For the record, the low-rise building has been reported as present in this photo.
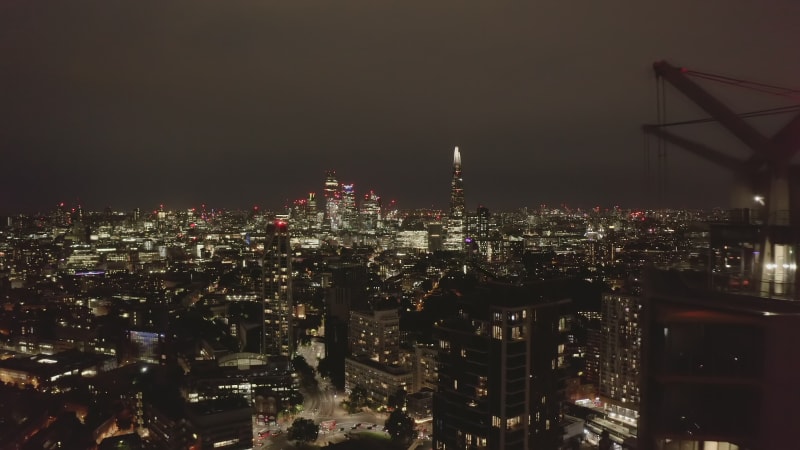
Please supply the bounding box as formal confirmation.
[0,349,117,390]
[344,356,412,406]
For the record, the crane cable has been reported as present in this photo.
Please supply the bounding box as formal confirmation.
[685,70,800,102]
[656,75,668,207]
[645,104,800,128]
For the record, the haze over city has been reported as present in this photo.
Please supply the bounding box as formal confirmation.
[3,1,800,214]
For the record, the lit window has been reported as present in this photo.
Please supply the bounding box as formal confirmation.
[492,325,503,340]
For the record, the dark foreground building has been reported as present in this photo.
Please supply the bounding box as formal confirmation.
[432,281,571,449]
[639,269,800,450]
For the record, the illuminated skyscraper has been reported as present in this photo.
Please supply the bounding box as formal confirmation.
[340,183,357,231]
[306,192,318,229]
[445,146,465,251]
[323,171,340,231]
[473,206,493,261]
[600,293,641,425]
[360,190,381,231]
[263,219,293,357]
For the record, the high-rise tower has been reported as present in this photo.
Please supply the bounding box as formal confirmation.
[263,219,293,357]
[445,146,466,251]
[433,282,570,449]
[340,183,357,231]
[323,171,341,232]
[451,146,465,218]
[360,190,381,231]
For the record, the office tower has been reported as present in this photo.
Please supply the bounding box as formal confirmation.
[263,220,293,357]
[290,193,318,229]
[639,269,800,450]
[433,282,570,450]
[306,192,318,228]
[360,190,381,231]
[323,170,341,231]
[427,222,444,252]
[599,293,641,424]
[474,206,493,261]
[340,183,357,231]
[445,147,465,251]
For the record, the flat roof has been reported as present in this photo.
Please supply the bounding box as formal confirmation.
[645,269,800,317]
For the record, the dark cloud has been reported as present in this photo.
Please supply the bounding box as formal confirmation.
[2,0,799,213]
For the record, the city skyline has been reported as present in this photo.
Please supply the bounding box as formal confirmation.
[3,1,800,214]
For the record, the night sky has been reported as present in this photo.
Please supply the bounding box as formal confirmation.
[2,1,799,214]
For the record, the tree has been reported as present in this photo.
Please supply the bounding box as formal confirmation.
[387,387,407,411]
[292,355,319,395]
[346,384,368,413]
[385,409,415,445]
[288,417,319,443]
[316,357,332,379]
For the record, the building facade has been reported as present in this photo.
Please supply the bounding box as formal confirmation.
[639,269,800,450]
[349,308,401,365]
[432,283,570,450]
[445,147,465,252]
[344,356,412,406]
[599,293,641,420]
[263,220,293,357]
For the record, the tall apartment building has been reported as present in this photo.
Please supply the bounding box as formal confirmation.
[433,282,570,450]
[324,263,370,390]
[413,344,438,393]
[263,220,292,357]
[600,293,641,423]
[345,306,411,405]
[580,311,602,389]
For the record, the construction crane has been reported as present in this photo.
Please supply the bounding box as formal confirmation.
[643,60,800,298]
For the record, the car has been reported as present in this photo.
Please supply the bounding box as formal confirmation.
[272,430,283,436]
